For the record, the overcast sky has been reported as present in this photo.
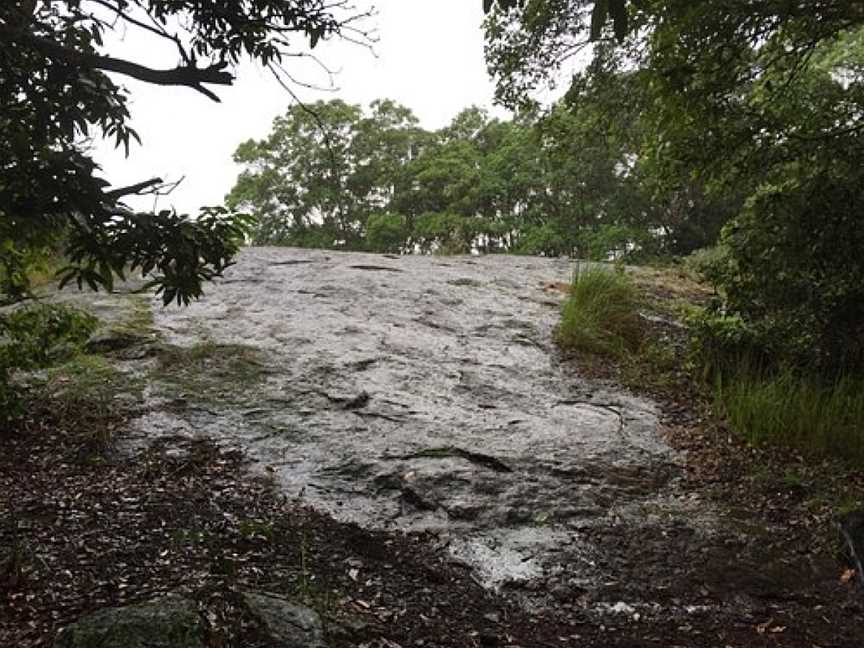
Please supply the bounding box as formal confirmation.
[94,0,510,214]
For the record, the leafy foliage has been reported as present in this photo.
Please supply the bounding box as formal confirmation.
[230,91,699,259]
[228,99,421,250]
[365,213,410,254]
[59,209,256,306]
[1,304,97,370]
[484,1,864,378]
[0,236,59,304]
[715,159,864,373]
[0,303,99,420]
[1,0,369,305]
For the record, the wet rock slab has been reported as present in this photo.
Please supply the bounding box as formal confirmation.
[127,248,684,590]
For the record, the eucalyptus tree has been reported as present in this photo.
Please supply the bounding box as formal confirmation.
[228,100,363,248]
[227,99,426,250]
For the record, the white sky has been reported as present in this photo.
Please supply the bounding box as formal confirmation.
[94,0,511,214]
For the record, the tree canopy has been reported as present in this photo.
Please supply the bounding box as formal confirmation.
[228,87,732,259]
[1,0,371,304]
[483,0,864,373]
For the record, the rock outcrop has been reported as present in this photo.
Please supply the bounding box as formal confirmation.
[242,592,327,648]
[54,595,204,648]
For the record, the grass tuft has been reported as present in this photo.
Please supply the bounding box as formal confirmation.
[556,264,644,357]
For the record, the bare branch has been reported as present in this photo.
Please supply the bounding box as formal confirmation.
[272,59,337,93]
[267,63,341,173]
[88,0,192,65]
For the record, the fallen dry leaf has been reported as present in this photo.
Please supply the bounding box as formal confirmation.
[756,618,774,634]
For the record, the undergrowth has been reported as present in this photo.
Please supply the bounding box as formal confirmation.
[556,260,864,465]
[0,244,60,304]
[714,367,864,463]
[37,355,141,452]
[0,304,99,422]
[0,303,97,369]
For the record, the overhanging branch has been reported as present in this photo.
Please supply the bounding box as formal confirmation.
[7,28,234,101]
[90,54,233,102]
[105,178,164,199]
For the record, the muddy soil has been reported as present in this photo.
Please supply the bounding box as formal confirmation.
[31,247,863,646]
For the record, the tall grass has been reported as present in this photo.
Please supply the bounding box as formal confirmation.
[715,367,864,462]
[556,264,643,356]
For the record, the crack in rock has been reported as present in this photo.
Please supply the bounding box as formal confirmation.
[387,446,514,473]
[349,264,403,272]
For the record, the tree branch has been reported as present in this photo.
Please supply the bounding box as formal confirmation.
[105,178,164,199]
[787,121,864,142]
[8,28,234,101]
[89,0,193,65]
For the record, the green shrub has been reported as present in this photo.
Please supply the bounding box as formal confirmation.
[0,239,59,304]
[414,212,475,254]
[578,224,650,262]
[516,223,571,257]
[687,309,771,379]
[0,304,99,421]
[711,159,864,374]
[365,213,409,254]
[681,244,729,282]
[691,307,864,462]
[556,265,644,356]
[1,304,98,369]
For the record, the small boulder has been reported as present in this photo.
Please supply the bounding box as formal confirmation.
[242,592,327,648]
[54,595,204,648]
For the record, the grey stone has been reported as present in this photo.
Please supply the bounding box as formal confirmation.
[242,592,327,648]
[54,595,204,648]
